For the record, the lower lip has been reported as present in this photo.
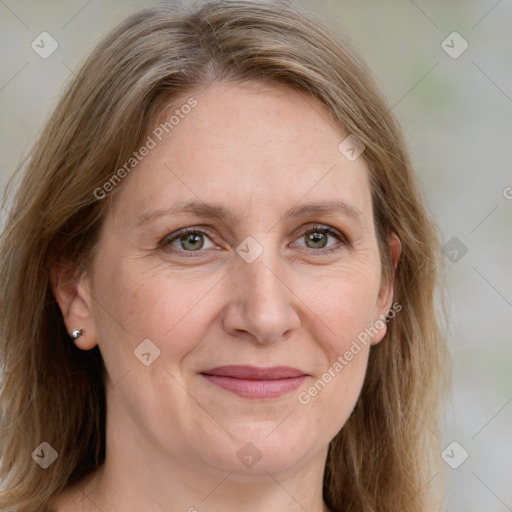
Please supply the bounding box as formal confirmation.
[201,374,307,399]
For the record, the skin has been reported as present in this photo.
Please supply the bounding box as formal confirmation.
[50,81,400,512]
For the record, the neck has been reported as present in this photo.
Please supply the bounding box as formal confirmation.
[85,449,331,512]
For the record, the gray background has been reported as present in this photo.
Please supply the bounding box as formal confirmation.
[1,0,511,510]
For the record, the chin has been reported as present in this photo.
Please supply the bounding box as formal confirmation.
[198,426,324,479]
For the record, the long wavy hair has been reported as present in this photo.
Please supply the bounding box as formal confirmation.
[0,1,449,510]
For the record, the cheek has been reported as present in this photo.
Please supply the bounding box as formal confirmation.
[311,349,370,441]
[298,322,371,440]
[90,258,218,371]
[295,265,379,422]
[304,263,381,348]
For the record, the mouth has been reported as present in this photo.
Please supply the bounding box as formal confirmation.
[199,365,309,400]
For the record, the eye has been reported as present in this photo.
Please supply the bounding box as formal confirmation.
[292,224,347,253]
[160,224,348,256]
[162,228,216,253]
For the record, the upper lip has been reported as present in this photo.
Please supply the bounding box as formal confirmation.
[200,365,308,380]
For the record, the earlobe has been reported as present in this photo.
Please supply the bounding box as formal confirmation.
[50,262,98,351]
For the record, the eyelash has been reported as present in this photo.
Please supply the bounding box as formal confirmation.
[160,224,349,256]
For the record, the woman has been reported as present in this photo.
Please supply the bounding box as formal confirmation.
[0,1,448,511]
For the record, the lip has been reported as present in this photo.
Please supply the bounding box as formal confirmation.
[199,365,308,399]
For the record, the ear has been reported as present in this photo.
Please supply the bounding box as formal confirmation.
[50,262,98,351]
[370,233,402,346]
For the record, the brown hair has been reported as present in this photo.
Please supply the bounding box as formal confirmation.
[0,1,449,510]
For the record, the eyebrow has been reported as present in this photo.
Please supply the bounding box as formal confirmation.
[135,199,365,227]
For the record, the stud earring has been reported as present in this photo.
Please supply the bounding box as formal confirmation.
[70,328,84,340]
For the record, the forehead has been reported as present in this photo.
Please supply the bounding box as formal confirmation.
[109,81,373,225]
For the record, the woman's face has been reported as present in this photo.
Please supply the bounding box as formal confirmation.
[65,81,397,478]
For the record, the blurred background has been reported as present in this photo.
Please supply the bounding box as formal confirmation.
[1,0,511,510]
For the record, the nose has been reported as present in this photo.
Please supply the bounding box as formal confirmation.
[221,249,301,344]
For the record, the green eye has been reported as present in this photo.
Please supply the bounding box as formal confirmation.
[304,230,329,249]
[164,228,215,252]
[294,225,347,253]
[161,224,348,257]
[177,232,206,251]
